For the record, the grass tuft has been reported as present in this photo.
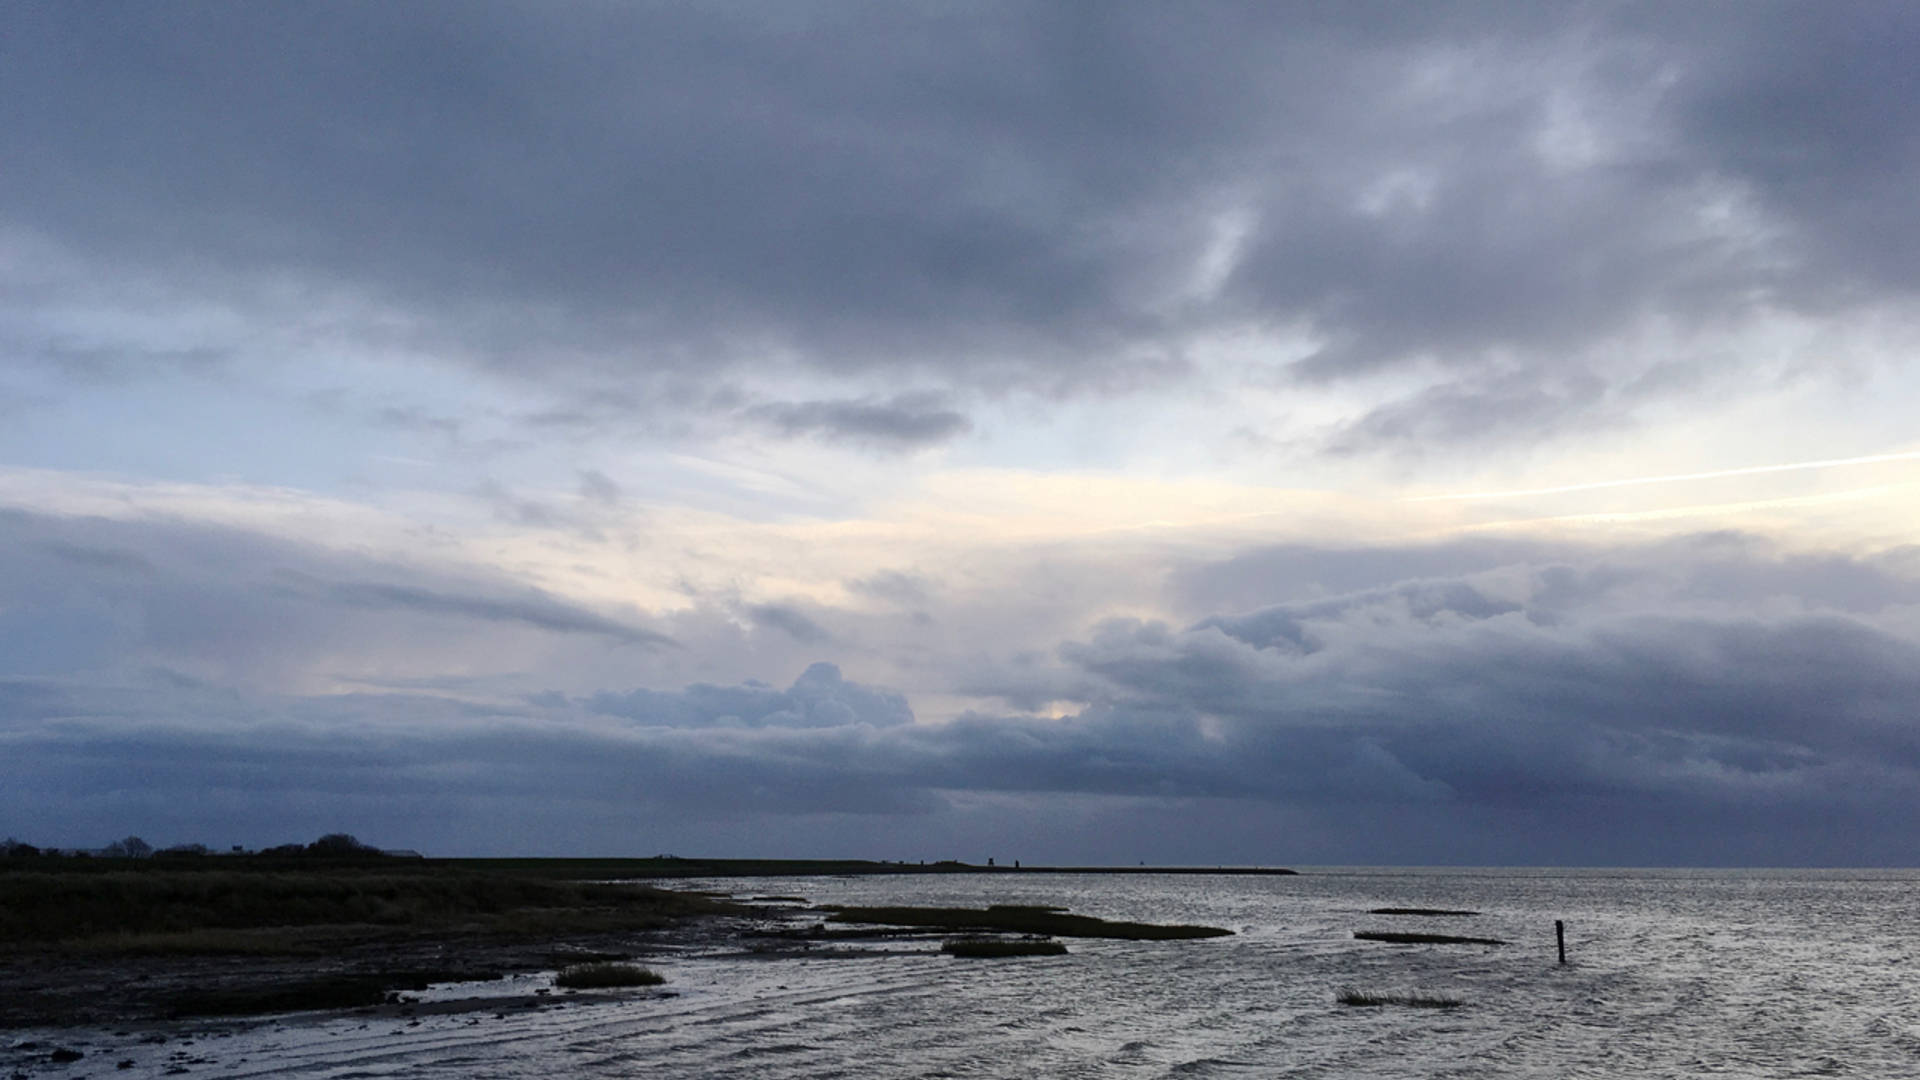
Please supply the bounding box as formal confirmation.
[1336,987,1463,1009]
[1353,930,1505,945]
[941,936,1067,958]
[554,962,665,989]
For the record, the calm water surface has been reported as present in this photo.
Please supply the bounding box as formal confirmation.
[24,869,1920,1078]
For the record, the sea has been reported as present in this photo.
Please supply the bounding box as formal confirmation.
[13,867,1920,1078]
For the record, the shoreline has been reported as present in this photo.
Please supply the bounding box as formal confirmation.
[0,871,1244,1029]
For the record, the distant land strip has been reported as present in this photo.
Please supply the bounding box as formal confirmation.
[431,858,1299,878]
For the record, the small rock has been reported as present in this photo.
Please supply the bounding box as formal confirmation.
[49,1048,84,1063]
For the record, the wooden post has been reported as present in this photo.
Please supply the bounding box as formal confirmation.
[1555,919,1566,964]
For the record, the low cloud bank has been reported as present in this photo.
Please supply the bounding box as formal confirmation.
[587,662,913,730]
[3,519,1918,864]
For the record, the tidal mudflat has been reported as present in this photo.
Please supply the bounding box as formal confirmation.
[10,866,1920,1078]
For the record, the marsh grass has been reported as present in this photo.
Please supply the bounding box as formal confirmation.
[554,962,664,989]
[828,905,1230,939]
[0,867,725,948]
[1336,988,1463,1008]
[68,928,324,956]
[941,936,1068,958]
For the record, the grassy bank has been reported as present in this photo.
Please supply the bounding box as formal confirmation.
[555,962,665,989]
[0,863,726,950]
[1353,930,1505,946]
[941,937,1068,958]
[1336,988,1463,1008]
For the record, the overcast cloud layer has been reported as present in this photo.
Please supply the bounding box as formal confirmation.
[4,3,1920,863]
[10,2,1920,441]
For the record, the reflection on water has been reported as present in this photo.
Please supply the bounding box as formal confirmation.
[17,868,1920,1078]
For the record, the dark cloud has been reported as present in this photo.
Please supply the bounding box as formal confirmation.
[1191,578,1527,654]
[1323,371,1615,455]
[588,661,913,730]
[17,342,231,385]
[307,578,674,648]
[745,604,834,646]
[1045,540,1920,843]
[35,540,156,575]
[576,469,621,505]
[1672,2,1920,296]
[847,570,937,608]
[0,508,678,685]
[473,480,563,529]
[7,3,1919,447]
[368,406,462,440]
[750,395,972,449]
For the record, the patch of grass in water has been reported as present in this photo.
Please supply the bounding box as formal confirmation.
[1367,907,1479,916]
[1353,930,1504,945]
[941,936,1067,958]
[827,905,1230,939]
[554,962,664,989]
[1336,987,1463,1008]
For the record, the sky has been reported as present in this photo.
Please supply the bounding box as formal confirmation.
[4,1,1920,865]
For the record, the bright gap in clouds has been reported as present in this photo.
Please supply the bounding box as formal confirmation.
[1411,448,1920,502]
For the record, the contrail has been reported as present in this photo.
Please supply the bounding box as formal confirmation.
[1406,449,1920,502]
[1444,482,1916,533]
